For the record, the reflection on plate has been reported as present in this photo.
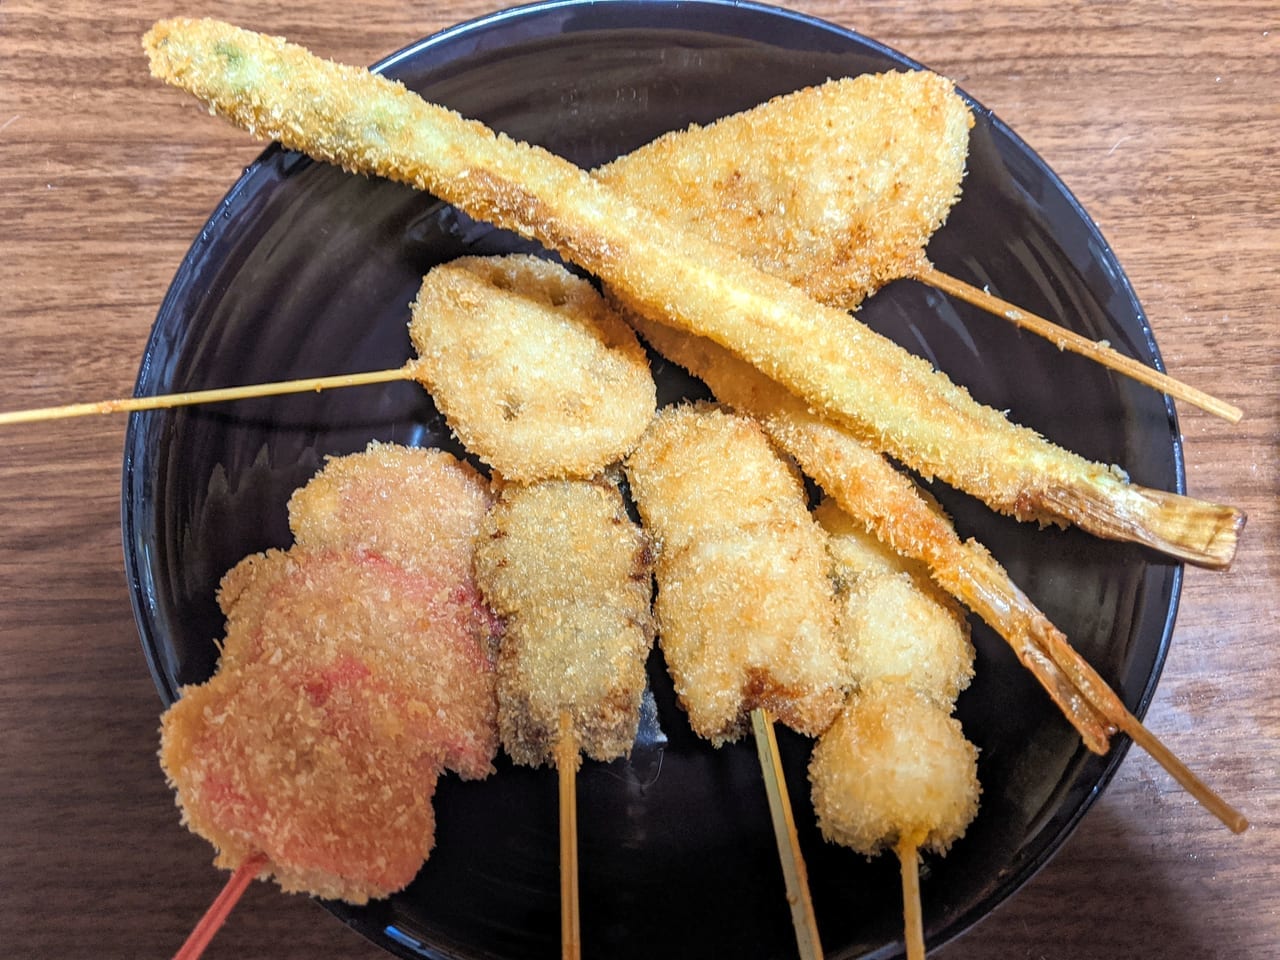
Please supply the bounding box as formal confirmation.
[122,2,1182,957]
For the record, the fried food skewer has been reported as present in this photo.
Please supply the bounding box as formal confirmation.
[626,406,839,957]
[141,18,1243,570]
[635,317,1247,832]
[595,80,1240,423]
[627,404,850,960]
[473,479,655,959]
[814,500,980,960]
[161,444,502,955]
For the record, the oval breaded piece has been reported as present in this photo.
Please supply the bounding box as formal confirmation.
[814,498,974,707]
[473,479,654,768]
[595,71,972,309]
[626,404,849,744]
[287,440,493,582]
[408,255,657,482]
[809,681,980,858]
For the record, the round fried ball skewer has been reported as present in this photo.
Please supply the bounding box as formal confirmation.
[811,498,980,959]
[473,478,654,960]
[160,444,500,956]
[810,684,980,960]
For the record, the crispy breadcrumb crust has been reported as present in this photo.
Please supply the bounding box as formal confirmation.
[160,444,500,902]
[473,479,654,767]
[626,405,849,743]
[596,71,970,308]
[409,256,655,481]
[809,682,980,857]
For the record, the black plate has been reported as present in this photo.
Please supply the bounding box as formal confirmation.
[123,2,1183,958]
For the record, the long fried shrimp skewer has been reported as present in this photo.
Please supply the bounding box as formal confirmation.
[633,316,1246,832]
[141,18,1243,569]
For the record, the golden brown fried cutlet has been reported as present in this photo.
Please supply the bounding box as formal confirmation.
[473,479,654,767]
[409,256,655,482]
[626,404,849,744]
[595,71,970,308]
[160,444,501,902]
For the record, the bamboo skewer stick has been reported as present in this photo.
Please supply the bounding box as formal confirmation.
[1116,709,1249,833]
[914,265,1242,423]
[751,707,824,960]
[171,852,268,960]
[0,281,1237,428]
[555,712,582,960]
[0,365,416,426]
[896,838,926,960]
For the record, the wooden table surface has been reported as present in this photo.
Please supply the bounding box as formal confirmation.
[1,1,1275,958]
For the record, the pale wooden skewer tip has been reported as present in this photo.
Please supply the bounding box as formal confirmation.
[751,707,824,960]
[555,712,582,960]
[0,365,417,426]
[916,265,1242,424]
[896,838,926,960]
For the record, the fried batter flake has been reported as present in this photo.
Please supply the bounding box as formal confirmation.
[474,479,654,767]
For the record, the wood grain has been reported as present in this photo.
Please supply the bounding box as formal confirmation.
[0,1,1275,958]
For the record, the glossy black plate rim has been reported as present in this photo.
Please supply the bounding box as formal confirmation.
[121,1,1184,956]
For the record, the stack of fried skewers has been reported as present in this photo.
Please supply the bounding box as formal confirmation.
[0,16,1253,960]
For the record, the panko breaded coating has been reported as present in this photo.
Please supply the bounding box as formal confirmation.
[160,443,501,901]
[143,18,1241,568]
[161,660,441,904]
[595,71,971,308]
[408,255,656,481]
[473,479,654,768]
[814,497,935,587]
[808,681,980,857]
[815,499,974,708]
[631,317,1115,754]
[626,404,849,744]
[214,547,500,780]
[287,440,493,581]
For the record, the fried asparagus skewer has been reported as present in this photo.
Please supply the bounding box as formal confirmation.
[141,18,1243,570]
[595,78,1241,423]
[2,75,1237,429]
[633,316,1247,832]
[473,479,655,960]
